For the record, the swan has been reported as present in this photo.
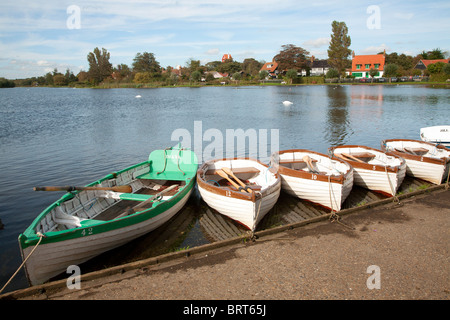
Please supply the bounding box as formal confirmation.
[135,95,142,98]
[282,100,293,106]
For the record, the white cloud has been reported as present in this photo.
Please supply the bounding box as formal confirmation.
[205,48,220,55]
[361,44,391,55]
[394,13,414,20]
[303,37,330,48]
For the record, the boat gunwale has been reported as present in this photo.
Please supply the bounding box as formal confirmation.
[196,157,280,203]
[381,139,450,166]
[329,145,406,173]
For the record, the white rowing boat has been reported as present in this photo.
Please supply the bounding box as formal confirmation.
[381,139,450,185]
[329,145,406,197]
[420,125,450,147]
[197,158,281,231]
[270,149,353,211]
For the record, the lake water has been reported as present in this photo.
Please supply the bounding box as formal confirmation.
[0,85,449,292]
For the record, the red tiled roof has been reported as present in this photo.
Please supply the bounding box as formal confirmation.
[260,61,279,73]
[352,54,385,72]
[420,59,449,67]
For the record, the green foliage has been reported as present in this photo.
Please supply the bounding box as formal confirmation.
[421,48,445,60]
[299,76,325,84]
[443,63,450,75]
[326,68,340,78]
[384,64,399,78]
[427,62,445,74]
[274,44,309,72]
[133,72,153,83]
[327,21,352,75]
[0,77,15,88]
[190,70,202,82]
[259,70,269,80]
[133,52,161,74]
[87,47,113,84]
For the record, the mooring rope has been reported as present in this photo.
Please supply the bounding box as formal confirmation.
[177,147,186,175]
[0,232,45,295]
[445,161,450,190]
[157,147,170,175]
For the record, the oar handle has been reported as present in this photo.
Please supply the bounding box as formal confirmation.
[221,167,253,193]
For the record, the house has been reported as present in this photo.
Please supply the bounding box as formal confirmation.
[351,51,385,79]
[414,59,449,74]
[222,54,232,62]
[304,56,330,76]
[260,60,279,78]
[208,71,228,79]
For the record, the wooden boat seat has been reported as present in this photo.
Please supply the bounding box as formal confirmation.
[205,167,260,176]
[219,185,262,191]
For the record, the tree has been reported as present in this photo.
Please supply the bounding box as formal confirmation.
[427,62,445,74]
[384,63,398,82]
[87,47,113,84]
[285,69,298,84]
[132,52,161,74]
[259,70,269,80]
[217,61,242,75]
[443,63,450,75]
[274,44,309,72]
[326,68,340,78]
[190,70,202,82]
[242,58,264,77]
[369,68,378,82]
[327,21,352,76]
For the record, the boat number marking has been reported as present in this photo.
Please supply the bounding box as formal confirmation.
[373,165,376,170]
[226,190,232,197]
[312,174,317,180]
[81,228,93,236]
[420,156,423,162]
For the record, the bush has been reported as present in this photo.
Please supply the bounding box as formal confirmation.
[0,78,15,88]
[326,68,340,78]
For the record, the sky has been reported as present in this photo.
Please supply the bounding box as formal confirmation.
[1,0,449,79]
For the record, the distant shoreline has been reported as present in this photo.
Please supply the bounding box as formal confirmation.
[11,81,450,89]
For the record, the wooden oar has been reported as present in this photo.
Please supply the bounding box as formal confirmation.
[216,170,248,193]
[302,155,319,174]
[221,167,253,193]
[33,185,133,193]
[340,153,366,164]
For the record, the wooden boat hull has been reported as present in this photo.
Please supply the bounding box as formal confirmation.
[197,158,281,231]
[330,145,407,197]
[382,139,450,185]
[271,150,353,211]
[19,147,197,286]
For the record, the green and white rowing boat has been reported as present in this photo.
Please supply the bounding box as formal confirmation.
[19,146,197,286]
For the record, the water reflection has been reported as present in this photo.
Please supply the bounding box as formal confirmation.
[324,85,352,147]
